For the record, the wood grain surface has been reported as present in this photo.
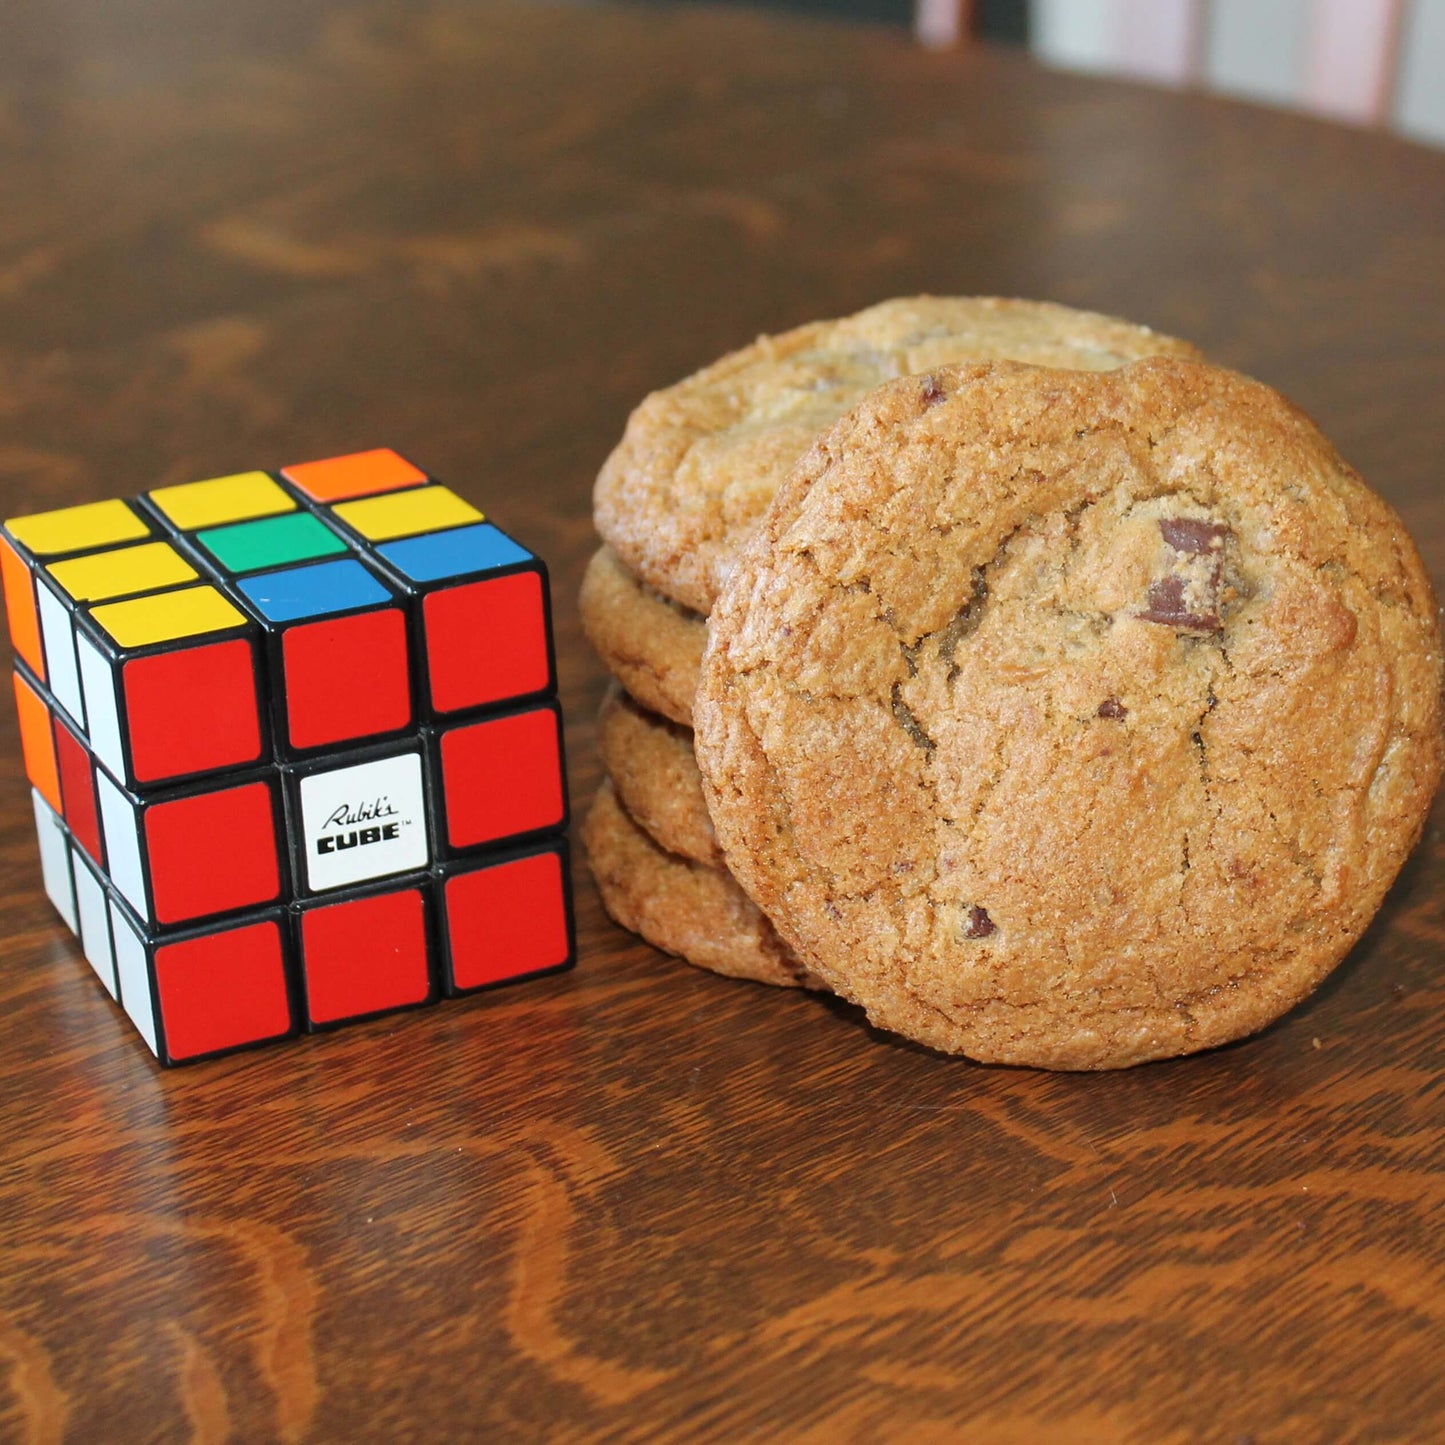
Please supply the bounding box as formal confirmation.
[2,3,1444,1440]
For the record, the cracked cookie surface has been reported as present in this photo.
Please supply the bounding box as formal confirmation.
[594,296,1202,616]
[582,779,819,990]
[695,359,1444,1069]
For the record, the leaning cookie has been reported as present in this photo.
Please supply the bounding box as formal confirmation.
[595,296,1202,616]
[597,683,721,866]
[579,546,705,727]
[696,358,1444,1070]
[582,779,820,990]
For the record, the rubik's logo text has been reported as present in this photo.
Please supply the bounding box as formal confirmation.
[5,448,575,1067]
[316,797,404,855]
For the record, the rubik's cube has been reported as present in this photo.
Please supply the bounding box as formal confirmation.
[4,449,574,1065]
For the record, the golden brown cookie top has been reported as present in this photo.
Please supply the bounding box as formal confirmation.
[594,296,1202,615]
[695,358,1444,1069]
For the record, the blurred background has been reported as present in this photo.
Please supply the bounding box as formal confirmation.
[674,0,1444,144]
[6,0,1442,147]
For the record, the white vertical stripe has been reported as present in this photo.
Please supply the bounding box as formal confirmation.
[96,770,149,921]
[37,585,86,731]
[1205,0,1310,105]
[73,854,118,1000]
[77,631,126,783]
[1033,0,1118,70]
[1396,0,1445,143]
[32,790,78,934]
[1031,0,1198,85]
[111,900,159,1057]
[1116,0,1199,83]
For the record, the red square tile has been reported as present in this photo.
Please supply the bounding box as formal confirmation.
[144,780,281,925]
[438,706,564,850]
[154,919,292,1061]
[53,716,103,864]
[445,843,569,994]
[123,638,262,784]
[445,850,570,990]
[300,886,431,1024]
[423,570,549,714]
[281,607,411,750]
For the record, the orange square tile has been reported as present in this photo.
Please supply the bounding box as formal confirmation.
[1,537,44,680]
[14,671,61,813]
[282,449,428,504]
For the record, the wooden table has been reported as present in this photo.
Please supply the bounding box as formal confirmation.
[3,4,1443,1439]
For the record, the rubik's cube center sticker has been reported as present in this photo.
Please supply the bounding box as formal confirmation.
[300,751,429,891]
[3,449,574,1066]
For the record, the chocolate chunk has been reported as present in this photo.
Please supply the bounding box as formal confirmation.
[1139,576,1221,634]
[920,375,947,408]
[1097,697,1127,720]
[1140,518,1233,633]
[1160,517,1229,555]
[961,905,995,939]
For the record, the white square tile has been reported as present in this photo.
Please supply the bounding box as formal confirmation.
[31,790,77,934]
[96,769,148,920]
[37,583,86,731]
[72,855,118,999]
[110,901,158,1057]
[77,630,125,782]
[298,751,429,892]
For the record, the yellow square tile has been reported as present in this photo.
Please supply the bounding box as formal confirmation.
[5,499,151,558]
[47,541,199,603]
[149,472,295,530]
[332,486,484,543]
[91,585,248,649]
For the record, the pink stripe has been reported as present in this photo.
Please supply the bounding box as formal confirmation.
[1114,0,1200,85]
[915,0,971,49]
[1303,0,1402,123]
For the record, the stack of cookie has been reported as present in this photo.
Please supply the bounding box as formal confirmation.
[582,297,1444,1067]
[579,297,1204,993]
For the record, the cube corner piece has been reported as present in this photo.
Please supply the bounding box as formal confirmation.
[8,452,568,1066]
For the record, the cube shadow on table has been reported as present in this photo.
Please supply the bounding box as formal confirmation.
[3,449,574,1066]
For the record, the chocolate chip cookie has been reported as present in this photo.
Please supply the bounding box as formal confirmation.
[582,779,817,990]
[595,296,1201,616]
[579,546,705,726]
[597,682,720,866]
[696,358,1443,1069]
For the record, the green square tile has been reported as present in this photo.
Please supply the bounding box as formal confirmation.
[197,512,349,574]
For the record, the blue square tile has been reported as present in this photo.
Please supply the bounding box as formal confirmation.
[239,559,392,623]
[378,523,532,585]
